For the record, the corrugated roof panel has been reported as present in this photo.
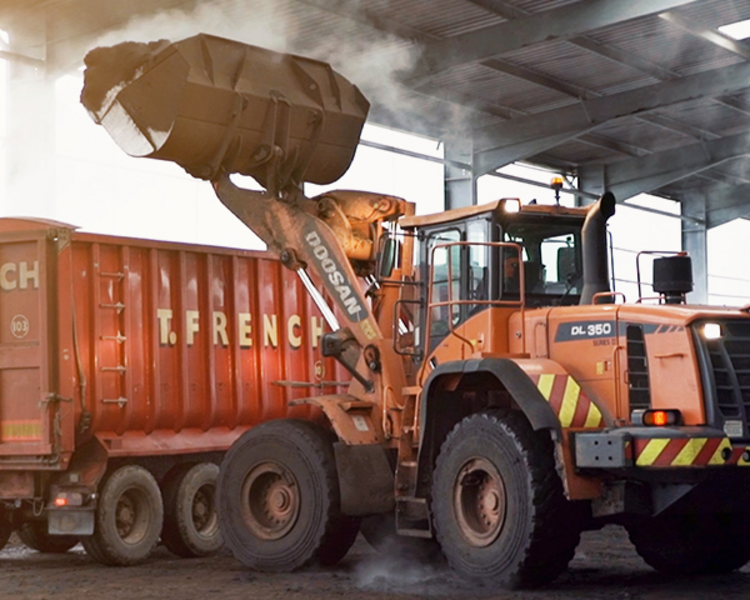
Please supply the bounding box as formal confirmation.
[669,0,750,29]
[592,117,694,154]
[658,101,750,136]
[363,0,505,39]
[500,40,660,98]
[707,157,750,181]
[586,15,740,77]
[509,0,583,14]
[541,139,624,166]
[430,63,573,114]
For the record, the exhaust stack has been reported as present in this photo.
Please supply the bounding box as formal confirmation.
[81,34,370,191]
[580,191,616,305]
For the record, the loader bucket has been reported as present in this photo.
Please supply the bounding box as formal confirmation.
[81,34,370,188]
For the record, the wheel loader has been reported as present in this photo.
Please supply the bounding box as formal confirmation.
[82,34,750,587]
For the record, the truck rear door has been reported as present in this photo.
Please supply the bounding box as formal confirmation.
[0,226,57,459]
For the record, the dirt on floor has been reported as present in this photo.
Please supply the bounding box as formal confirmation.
[1,525,749,600]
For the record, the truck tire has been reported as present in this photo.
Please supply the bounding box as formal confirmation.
[627,512,750,574]
[81,465,163,566]
[17,521,78,553]
[217,419,360,571]
[432,410,580,589]
[162,462,222,557]
[360,512,442,562]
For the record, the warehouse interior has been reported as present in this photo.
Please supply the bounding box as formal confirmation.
[1,0,750,302]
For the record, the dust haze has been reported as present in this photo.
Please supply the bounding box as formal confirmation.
[88,0,469,137]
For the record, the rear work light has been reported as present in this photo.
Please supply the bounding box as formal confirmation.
[631,409,682,427]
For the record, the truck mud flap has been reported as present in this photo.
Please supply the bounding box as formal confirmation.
[49,509,94,536]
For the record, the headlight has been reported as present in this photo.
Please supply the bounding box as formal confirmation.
[702,323,723,340]
[500,198,520,213]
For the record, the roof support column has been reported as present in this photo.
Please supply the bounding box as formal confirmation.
[4,27,55,216]
[444,136,475,210]
[682,193,708,304]
[577,164,606,206]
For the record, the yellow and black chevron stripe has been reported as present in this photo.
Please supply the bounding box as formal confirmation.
[531,374,604,429]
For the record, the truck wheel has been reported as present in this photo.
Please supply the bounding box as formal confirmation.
[18,521,78,553]
[360,512,442,561]
[432,410,580,589]
[162,462,222,557]
[627,512,750,574]
[81,465,163,566]
[217,419,360,571]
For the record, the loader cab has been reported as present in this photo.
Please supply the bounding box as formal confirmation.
[400,199,588,352]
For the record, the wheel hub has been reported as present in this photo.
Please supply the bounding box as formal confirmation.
[453,457,506,547]
[241,462,300,540]
[114,490,150,545]
[191,486,216,534]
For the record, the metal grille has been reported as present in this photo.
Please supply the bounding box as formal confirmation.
[701,321,750,428]
[626,324,651,411]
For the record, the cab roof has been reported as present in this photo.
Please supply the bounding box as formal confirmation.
[399,199,591,230]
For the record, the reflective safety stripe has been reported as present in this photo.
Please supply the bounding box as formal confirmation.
[672,438,707,466]
[635,437,750,467]
[635,438,670,466]
[537,374,555,400]
[559,378,580,428]
[531,373,604,429]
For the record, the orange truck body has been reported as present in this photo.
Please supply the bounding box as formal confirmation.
[0,217,345,507]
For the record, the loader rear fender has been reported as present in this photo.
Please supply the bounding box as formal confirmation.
[415,358,562,497]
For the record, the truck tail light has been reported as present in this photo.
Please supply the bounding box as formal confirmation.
[632,409,682,427]
[53,492,84,507]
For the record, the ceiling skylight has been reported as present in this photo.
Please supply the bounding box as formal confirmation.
[718,18,750,40]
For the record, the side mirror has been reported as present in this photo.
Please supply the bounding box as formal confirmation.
[378,237,399,279]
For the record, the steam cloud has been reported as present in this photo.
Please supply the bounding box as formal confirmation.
[88,0,470,137]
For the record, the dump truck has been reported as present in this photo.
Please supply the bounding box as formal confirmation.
[81,34,750,587]
[0,217,352,565]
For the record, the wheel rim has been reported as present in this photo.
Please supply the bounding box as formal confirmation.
[240,461,300,540]
[192,483,219,539]
[115,489,151,545]
[452,457,507,547]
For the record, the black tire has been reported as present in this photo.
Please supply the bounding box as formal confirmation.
[627,512,750,575]
[360,512,442,562]
[217,419,360,571]
[162,462,222,558]
[17,521,78,553]
[432,410,581,589]
[81,465,163,566]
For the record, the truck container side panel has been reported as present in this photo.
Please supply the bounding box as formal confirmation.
[283,266,309,415]
[209,253,233,430]
[0,236,51,456]
[185,251,209,430]
[0,222,350,462]
[257,256,285,422]
[56,238,77,458]
[233,255,261,426]
[99,243,128,434]
[125,246,150,433]
[70,241,92,443]
[121,245,136,432]
[158,248,182,431]
[146,247,161,434]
